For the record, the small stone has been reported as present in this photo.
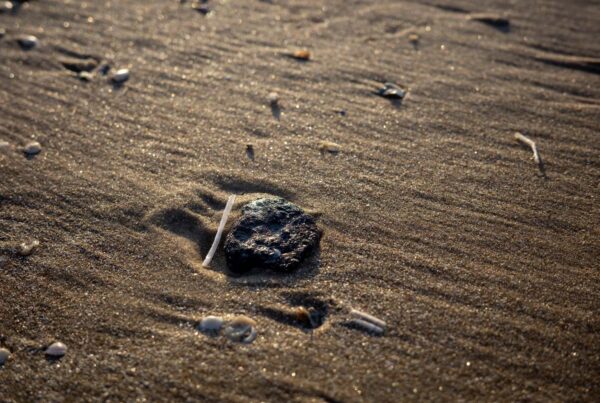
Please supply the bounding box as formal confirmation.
[98,63,111,76]
[224,197,321,273]
[267,92,279,105]
[246,144,254,160]
[23,141,42,156]
[198,315,223,332]
[408,33,420,44]
[0,348,10,365]
[376,82,406,99]
[0,1,13,13]
[111,68,130,84]
[17,35,38,50]
[78,71,94,81]
[45,342,67,357]
[17,240,39,256]
[61,58,98,73]
[318,140,341,155]
[291,49,311,61]
[0,28,6,39]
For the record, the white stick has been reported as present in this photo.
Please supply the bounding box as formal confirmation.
[350,309,387,329]
[349,319,385,335]
[514,132,541,165]
[202,195,236,268]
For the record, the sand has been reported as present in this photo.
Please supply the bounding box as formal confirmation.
[1,0,599,401]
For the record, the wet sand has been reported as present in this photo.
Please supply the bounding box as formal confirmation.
[1,0,599,401]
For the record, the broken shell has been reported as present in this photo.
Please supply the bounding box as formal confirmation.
[0,348,10,365]
[111,68,130,84]
[17,35,38,50]
[223,316,257,343]
[291,49,311,61]
[17,240,39,256]
[376,82,406,99]
[198,315,223,332]
[23,141,42,156]
[318,141,341,155]
[350,309,386,330]
[45,342,67,357]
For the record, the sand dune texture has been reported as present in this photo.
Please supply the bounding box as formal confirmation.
[1,0,599,401]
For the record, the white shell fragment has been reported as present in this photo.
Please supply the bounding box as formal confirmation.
[17,240,39,256]
[349,319,385,335]
[45,342,67,357]
[0,348,10,365]
[111,68,130,84]
[514,132,542,166]
[17,35,38,49]
[223,315,257,344]
[198,315,224,332]
[202,194,236,268]
[23,141,42,156]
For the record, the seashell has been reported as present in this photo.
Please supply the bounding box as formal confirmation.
[17,35,38,50]
[376,82,406,99]
[45,342,67,357]
[223,315,257,343]
[198,315,223,333]
[350,309,386,329]
[318,141,341,155]
[0,348,10,365]
[291,49,311,61]
[23,141,42,156]
[348,318,385,335]
[17,240,39,256]
[111,68,130,84]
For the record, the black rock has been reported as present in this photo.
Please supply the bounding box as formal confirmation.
[224,198,321,274]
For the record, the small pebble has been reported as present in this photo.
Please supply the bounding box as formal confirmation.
[246,144,254,160]
[0,348,10,365]
[78,71,94,81]
[198,315,223,332]
[0,28,6,39]
[192,4,210,15]
[0,1,13,13]
[17,240,39,256]
[111,68,130,84]
[267,92,279,105]
[23,141,42,156]
[319,141,341,155]
[291,49,311,61]
[45,342,67,357]
[376,82,406,99]
[408,33,420,44]
[17,35,39,50]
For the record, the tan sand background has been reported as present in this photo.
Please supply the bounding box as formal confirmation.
[1,0,599,401]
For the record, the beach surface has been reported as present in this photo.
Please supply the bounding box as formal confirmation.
[1,0,599,401]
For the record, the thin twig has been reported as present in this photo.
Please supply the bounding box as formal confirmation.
[202,194,236,268]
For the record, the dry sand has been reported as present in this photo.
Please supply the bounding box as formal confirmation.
[1,0,599,401]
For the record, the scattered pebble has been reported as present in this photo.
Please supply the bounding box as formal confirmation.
[267,92,279,106]
[111,68,130,84]
[223,316,257,343]
[0,348,10,365]
[192,4,210,15]
[224,197,322,274]
[291,49,311,61]
[246,144,254,160]
[22,141,42,156]
[376,82,406,99]
[17,240,39,256]
[318,140,341,155]
[198,315,223,333]
[0,28,6,39]
[17,35,39,50]
[467,13,510,29]
[78,71,94,81]
[45,342,67,358]
[0,1,13,13]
